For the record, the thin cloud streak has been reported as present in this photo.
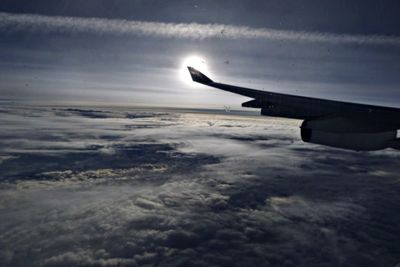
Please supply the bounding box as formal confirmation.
[1,12,400,46]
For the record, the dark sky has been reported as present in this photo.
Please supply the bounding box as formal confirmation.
[1,0,400,107]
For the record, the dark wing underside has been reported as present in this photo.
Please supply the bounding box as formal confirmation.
[187,66,400,131]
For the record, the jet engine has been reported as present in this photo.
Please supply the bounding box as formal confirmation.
[300,117,398,151]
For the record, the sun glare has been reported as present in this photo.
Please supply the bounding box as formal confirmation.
[179,55,211,85]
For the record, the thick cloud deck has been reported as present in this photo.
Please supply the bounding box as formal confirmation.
[0,105,399,267]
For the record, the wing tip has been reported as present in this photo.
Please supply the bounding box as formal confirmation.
[187,66,213,84]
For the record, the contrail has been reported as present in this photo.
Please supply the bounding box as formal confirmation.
[1,12,400,46]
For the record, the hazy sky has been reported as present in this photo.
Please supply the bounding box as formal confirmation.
[1,0,400,108]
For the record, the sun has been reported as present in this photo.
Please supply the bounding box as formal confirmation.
[179,55,211,85]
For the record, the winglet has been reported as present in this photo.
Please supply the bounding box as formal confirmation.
[187,66,213,84]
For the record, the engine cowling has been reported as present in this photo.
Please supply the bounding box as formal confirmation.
[300,118,398,151]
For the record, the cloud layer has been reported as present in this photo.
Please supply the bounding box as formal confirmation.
[1,12,400,46]
[0,105,400,267]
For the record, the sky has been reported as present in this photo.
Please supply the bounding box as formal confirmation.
[2,2,400,266]
[1,0,400,108]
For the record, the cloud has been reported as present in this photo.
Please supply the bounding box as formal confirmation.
[42,250,139,267]
[1,105,400,267]
[1,12,400,46]
[267,196,364,224]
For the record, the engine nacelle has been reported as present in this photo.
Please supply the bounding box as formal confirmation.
[300,119,398,151]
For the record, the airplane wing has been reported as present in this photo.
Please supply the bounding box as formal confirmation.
[187,66,400,150]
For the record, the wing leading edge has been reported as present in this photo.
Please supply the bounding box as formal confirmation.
[187,66,400,150]
[187,66,400,125]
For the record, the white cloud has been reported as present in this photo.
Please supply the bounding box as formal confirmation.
[1,12,400,46]
[1,106,400,267]
[267,196,364,223]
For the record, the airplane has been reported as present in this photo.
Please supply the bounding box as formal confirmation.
[187,66,400,151]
